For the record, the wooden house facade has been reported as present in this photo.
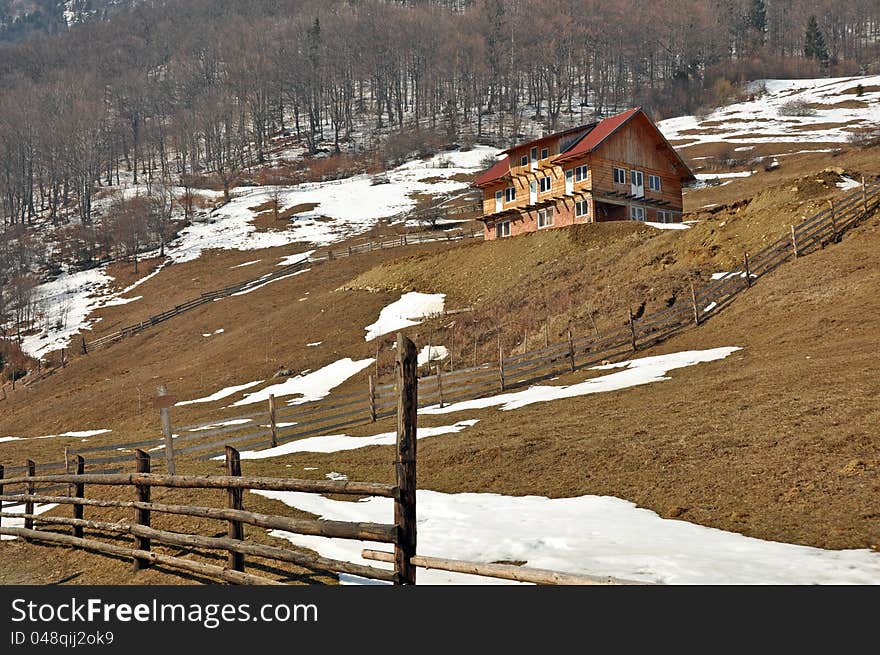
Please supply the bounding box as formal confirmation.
[473,108,695,240]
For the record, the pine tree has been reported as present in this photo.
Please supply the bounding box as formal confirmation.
[803,15,830,68]
[747,0,766,41]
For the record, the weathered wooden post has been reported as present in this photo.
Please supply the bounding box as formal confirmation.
[523,329,529,353]
[225,446,245,572]
[690,281,700,326]
[61,348,66,368]
[829,200,838,242]
[368,375,377,422]
[155,385,176,475]
[544,323,549,348]
[268,394,278,448]
[81,336,88,355]
[863,176,868,215]
[790,225,799,257]
[436,365,444,408]
[394,333,417,585]
[567,328,576,372]
[498,341,506,392]
[133,450,151,571]
[403,233,408,246]
[347,245,352,257]
[24,459,35,534]
[0,464,4,530]
[628,309,638,351]
[743,253,752,288]
[449,323,455,371]
[73,456,84,538]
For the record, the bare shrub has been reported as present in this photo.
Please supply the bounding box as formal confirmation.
[778,99,817,117]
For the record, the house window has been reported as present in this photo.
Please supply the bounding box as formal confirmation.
[537,207,554,228]
[630,206,646,221]
[539,176,552,193]
[505,186,516,202]
[657,210,678,223]
[541,147,549,160]
[648,174,662,192]
[530,147,538,170]
[613,167,627,184]
[575,200,589,218]
[575,165,589,182]
[496,220,511,238]
[520,155,528,167]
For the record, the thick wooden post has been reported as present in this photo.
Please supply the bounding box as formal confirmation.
[436,366,444,408]
[156,385,176,475]
[394,333,418,585]
[743,253,752,288]
[368,375,377,422]
[132,450,151,571]
[268,394,278,448]
[567,328,576,372]
[73,456,84,538]
[498,342,506,392]
[61,348,66,368]
[690,281,700,326]
[403,233,408,246]
[81,336,87,355]
[628,309,638,351]
[24,459,35,533]
[347,245,352,257]
[829,200,838,242]
[225,446,245,572]
[790,224,799,257]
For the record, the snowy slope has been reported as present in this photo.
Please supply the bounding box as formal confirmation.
[660,75,880,149]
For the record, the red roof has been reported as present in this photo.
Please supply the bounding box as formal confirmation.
[472,155,511,187]
[554,107,641,163]
[471,107,693,187]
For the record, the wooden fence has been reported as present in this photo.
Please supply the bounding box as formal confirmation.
[11,178,879,476]
[0,334,422,586]
[77,227,481,355]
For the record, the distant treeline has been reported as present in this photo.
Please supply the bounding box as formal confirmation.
[0,0,878,280]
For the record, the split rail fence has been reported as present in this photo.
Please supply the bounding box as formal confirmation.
[0,335,421,585]
[7,178,879,477]
[79,227,481,355]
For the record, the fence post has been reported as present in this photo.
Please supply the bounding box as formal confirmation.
[368,375,377,422]
[81,336,88,355]
[156,385,176,475]
[567,328,576,372]
[790,225,799,257]
[132,450,151,571]
[348,245,352,257]
[628,310,638,351]
[436,366,444,408]
[403,233,408,246]
[690,281,700,326]
[829,200,838,242]
[61,348,66,368]
[268,394,278,448]
[498,342,506,392]
[24,459,35,535]
[394,333,417,586]
[225,446,245,572]
[0,464,4,530]
[863,176,868,215]
[73,456,84,538]
[743,253,752,288]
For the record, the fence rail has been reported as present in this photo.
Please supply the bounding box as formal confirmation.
[0,338,423,586]
[66,228,480,355]
[8,180,878,491]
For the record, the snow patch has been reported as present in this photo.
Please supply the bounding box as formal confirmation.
[232,357,374,407]
[365,292,446,341]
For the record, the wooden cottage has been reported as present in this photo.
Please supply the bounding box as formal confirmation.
[473,108,695,240]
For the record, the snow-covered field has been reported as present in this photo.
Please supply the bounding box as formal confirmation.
[660,75,880,149]
[257,488,880,585]
[16,147,493,359]
[167,147,496,264]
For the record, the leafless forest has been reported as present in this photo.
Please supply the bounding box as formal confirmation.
[0,0,878,343]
